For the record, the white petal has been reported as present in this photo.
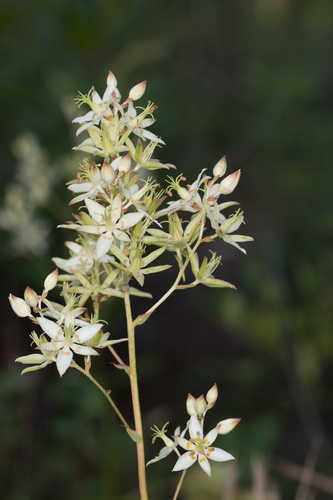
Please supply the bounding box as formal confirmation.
[71,344,98,356]
[141,117,155,128]
[95,233,113,259]
[9,294,31,318]
[85,198,105,223]
[204,428,218,446]
[92,90,102,105]
[110,194,122,223]
[219,169,241,195]
[72,110,95,124]
[118,212,144,230]
[74,323,103,343]
[198,455,211,476]
[146,446,173,467]
[56,347,73,377]
[206,447,235,462]
[76,121,97,136]
[172,451,197,472]
[113,229,130,242]
[37,317,64,340]
[65,241,83,254]
[141,129,165,145]
[41,341,64,351]
[15,353,46,364]
[68,182,92,193]
[189,415,203,440]
[178,438,195,451]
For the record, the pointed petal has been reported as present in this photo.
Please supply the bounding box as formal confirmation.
[189,415,203,440]
[198,455,212,476]
[206,447,235,462]
[9,294,31,317]
[85,199,105,223]
[95,233,113,259]
[15,354,46,365]
[71,344,98,356]
[118,212,144,230]
[204,428,218,446]
[141,129,165,145]
[68,182,92,193]
[110,194,122,222]
[56,347,73,377]
[37,317,64,340]
[72,110,95,124]
[146,446,173,467]
[74,323,103,343]
[172,451,197,472]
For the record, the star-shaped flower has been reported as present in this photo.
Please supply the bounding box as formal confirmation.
[37,316,102,376]
[172,415,235,476]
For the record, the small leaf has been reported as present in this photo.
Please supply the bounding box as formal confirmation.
[203,278,236,289]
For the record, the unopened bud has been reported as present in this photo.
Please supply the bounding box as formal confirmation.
[216,418,241,435]
[9,294,31,318]
[213,156,227,177]
[24,287,39,308]
[206,383,218,408]
[129,80,147,101]
[43,269,58,293]
[186,393,197,416]
[101,163,115,183]
[107,70,117,90]
[195,394,207,417]
[118,153,131,173]
[219,169,241,195]
[90,166,101,182]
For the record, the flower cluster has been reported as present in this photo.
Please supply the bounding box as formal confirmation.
[9,70,252,374]
[9,270,125,376]
[148,384,240,476]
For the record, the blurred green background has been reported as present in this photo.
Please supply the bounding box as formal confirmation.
[1,1,333,499]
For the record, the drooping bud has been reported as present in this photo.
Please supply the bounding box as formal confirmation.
[216,418,241,435]
[43,269,58,293]
[195,394,207,417]
[206,383,218,408]
[213,156,227,177]
[101,162,115,183]
[24,287,39,308]
[129,80,147,101]
[186,393,197,416]
[9,294,31,318]
[219,169,241,195]
[118,153,131,173]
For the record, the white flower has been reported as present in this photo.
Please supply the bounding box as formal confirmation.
[37,316,101,376]
[172,415,235,476]
[122,101,165,145]
[72,71,121,136]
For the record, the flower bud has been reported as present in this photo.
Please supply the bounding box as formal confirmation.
[24,286,39,308]
[186,393,197,416]
[118,153,131,173]
[195,394,207,417]
[9,294,31,317]
[213,156,227,177]
[107,70,117,90]
[206,383,218,408]
[216,418,241,435]
[101,162,115,183]
[43,269,58,293]
[90,165,101,182]
[129,80,147,101]
[219,169,241,195]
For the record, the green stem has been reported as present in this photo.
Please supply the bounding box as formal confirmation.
[135,215,206,326]
[124,292,149,500]
[71,361,130,430]
[172,470,187,500]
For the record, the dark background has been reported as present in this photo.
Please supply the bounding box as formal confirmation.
[1,1,333,498]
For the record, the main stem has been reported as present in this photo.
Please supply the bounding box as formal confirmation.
[124,292,149,500]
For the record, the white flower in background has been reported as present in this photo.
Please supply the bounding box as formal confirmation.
[37,316,101,376]
[172,415,235,476]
